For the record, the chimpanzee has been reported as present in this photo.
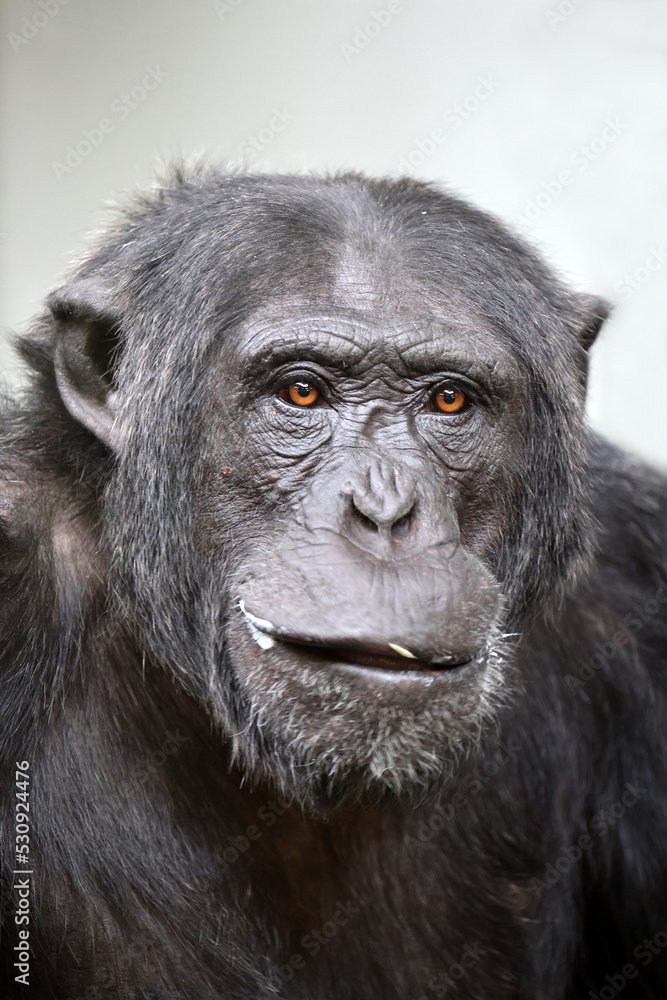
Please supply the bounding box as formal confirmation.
[0,168,665,999]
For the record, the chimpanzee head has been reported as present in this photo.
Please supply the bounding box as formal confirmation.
[43,169,607,806]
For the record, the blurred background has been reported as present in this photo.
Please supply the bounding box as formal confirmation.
[1,0,665,468]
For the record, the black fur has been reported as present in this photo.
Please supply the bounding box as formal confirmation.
[0,169,665,999]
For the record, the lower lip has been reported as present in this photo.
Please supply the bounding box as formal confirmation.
[336,662,476,685]
[281,641,474,679]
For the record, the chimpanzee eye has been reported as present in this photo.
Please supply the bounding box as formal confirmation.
[432,385,470,414]
[278,382,320,407]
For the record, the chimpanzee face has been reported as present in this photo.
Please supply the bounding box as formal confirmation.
[196,292,526,803]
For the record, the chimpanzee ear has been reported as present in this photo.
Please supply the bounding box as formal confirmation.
[574,293,611,351]
[49,278,123,450]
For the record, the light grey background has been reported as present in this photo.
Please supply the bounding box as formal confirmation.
[1,0,666,469]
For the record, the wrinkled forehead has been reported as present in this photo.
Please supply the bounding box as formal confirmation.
[228,300,522,387]
[209,198,554,374]
[217,219,534,386]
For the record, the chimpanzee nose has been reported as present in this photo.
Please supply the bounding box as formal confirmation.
[348,457,417,539]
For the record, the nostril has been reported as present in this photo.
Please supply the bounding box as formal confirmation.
[349,495,416,537]
[392,508,414,538]
[351,499,379,534]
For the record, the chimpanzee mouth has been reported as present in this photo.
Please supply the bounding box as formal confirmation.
[279,639,462,674]
[238,601,473,676]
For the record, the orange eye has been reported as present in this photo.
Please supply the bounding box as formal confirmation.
[278,382,320,407]
[434,387,468,414]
